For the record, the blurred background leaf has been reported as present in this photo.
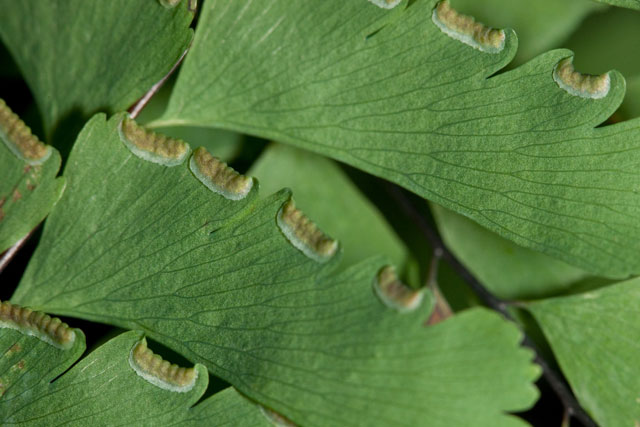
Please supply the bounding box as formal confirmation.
[249,143,408,271]
[451,0,604,66]
[529,279,640,426]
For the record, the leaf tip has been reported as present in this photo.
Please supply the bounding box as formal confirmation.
[276,198,339,263]
[553,57,611,100]
[189,146,254,200]
[129,338,198,393]
[119,116,191,166]
[373,265,424,312]
[0,98,51,165]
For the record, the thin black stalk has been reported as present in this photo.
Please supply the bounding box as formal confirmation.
[382,181,596,427]
[128,41,192,120]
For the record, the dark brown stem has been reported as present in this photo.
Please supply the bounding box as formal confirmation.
[128,41,192,119]
[382,181,596,427]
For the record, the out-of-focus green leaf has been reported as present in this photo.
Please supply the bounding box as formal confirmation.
[13,113,540,426]
[562,7,640,77]
[249,143,407,270]
[592,0,640,10]
[0,303,267,425]
[0,99,64,252]
[529,280,640,426]
[158,0,640,277]
[0,0,194,140]
[431,203,589,300]
[451,0,603,65]
[620,75,640,119]
[560,7,640,121]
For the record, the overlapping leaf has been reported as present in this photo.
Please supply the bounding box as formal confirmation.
[426,3,640,298]
[0,0,194,139]
[157,0,640,278]
[528,280,640,426]
[13,114,539,426]
[0,304,266,425]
